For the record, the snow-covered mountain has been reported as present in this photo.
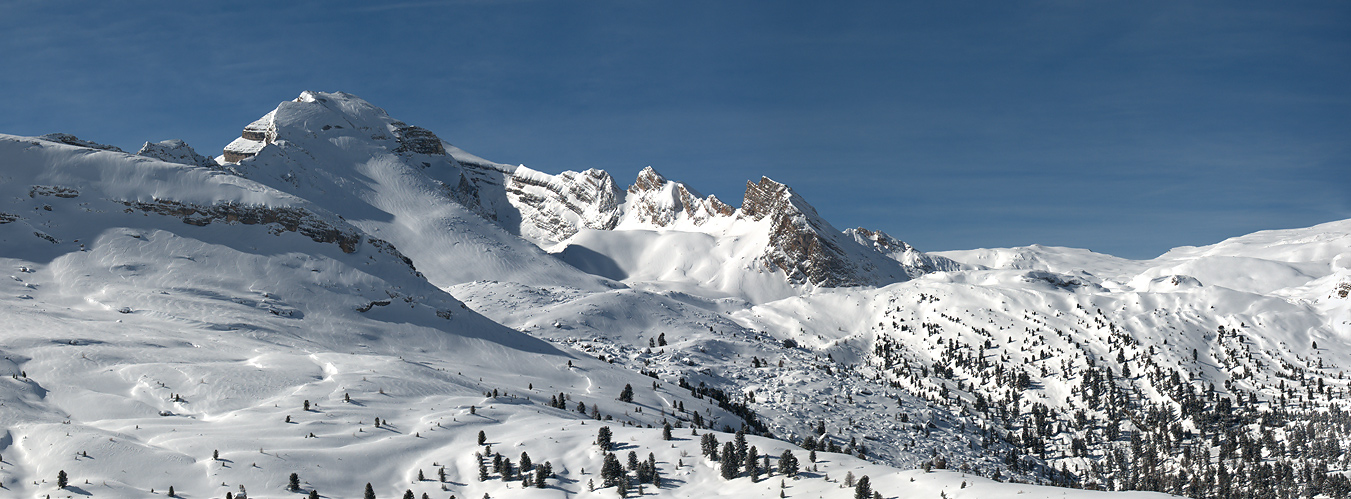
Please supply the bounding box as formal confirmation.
[3,90,1349,499]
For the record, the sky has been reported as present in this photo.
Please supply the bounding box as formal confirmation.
[1,1,1348,259]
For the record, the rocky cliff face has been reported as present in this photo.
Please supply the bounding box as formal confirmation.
[624,166,733,227]
[846,227,967,277]
[508,167,623,242]
[740,177,910,287]
[453,157,625,244]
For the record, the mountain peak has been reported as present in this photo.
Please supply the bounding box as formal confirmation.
[740,176,810,222]
[223,91,446,163]
[739,177,911,287]
[629,166,667,193]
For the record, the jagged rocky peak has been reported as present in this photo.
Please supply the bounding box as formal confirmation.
[740,177,910,287]
[625,166,733,227]
[629,165,668,193]
[846,227,967,277]
[739,176,815,223]
[137,139,219,169]
[223,91,447,163]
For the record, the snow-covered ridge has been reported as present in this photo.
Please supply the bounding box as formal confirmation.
[936,219,1351,296]
[0,133,419,271]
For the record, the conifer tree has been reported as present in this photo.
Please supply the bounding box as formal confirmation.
[720,442,739,479]
[57,470,68,489]
[289,472,301,491]
[597,426,613,451]
[779,450,799,477]
[169,485,176,497]
[854,475,871,499]
[662,422,673,440]
[734,429,748,464]
[746,446,760,481]
[601,453,625,487]
[619,384,634,403]
[364,483,376,499]
[477,430,486,445]
[403,490,414,499]
[309,490,319,499]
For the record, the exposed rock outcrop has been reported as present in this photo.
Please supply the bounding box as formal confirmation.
[740,177,908,287]
[846,227,967,277]
[119,198,417,273]
[137,140,220,169]
[38,133,124,152]
[391,122,447,156]
[455,157,625,243]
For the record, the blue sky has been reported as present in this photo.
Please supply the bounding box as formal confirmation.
[2,1,1347,258]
